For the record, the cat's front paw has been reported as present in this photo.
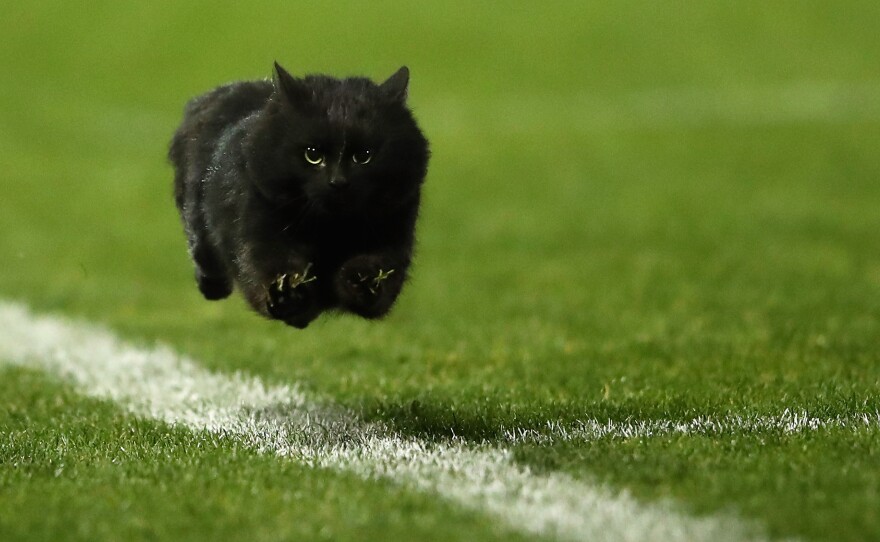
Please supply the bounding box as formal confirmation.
[335,255,404,319]
[266,264,320,328]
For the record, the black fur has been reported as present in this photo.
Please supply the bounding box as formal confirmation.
[169,63,429,328]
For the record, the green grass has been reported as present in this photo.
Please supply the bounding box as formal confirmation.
[517,428,880,542]
[2,1,880,540]
[0,368,525,542]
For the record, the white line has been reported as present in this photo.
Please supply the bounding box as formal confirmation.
[503,409,880,447]
[0,301,781,542]
[28,79,880,146]
[420,80,880,134]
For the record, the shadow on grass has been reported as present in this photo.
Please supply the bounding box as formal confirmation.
[353,394,723,444]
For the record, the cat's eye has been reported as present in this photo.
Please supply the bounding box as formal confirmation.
[304,147,324,166]
[352,150,372,165]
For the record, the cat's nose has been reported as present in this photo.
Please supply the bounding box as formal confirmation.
[329,176,349,189]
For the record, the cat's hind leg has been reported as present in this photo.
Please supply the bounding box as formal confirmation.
[183,204,232,300]
[174,163,232,301]
[191,241,233,300]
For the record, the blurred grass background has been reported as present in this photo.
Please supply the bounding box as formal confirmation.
[2,1,880,410]
[1,0,879,409]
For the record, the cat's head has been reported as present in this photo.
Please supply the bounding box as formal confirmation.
[245,63,430,218]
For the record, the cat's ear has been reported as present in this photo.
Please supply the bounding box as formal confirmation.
[273,61,311,105]
[380,66,409,103]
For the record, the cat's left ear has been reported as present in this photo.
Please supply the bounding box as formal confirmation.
[273,61,311,105]
[380,66,409,103]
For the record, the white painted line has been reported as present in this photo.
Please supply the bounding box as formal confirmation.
[421,80,880,134]
[33,79,880,146]
[503,409,880,446]
[0,301,780,542]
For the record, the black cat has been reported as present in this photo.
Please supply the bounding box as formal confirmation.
[169,63,430,328]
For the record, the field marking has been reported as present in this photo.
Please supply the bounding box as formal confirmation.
[420,79,880,134]
[503,409,880,446]
[30,79,880,148]
[0,301,781,542]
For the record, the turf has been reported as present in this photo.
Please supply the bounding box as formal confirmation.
[0,368,526,542]
[2,1,880,540]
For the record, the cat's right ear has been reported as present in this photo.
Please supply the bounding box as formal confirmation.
[273,61,311,105]
[380,66,409,103]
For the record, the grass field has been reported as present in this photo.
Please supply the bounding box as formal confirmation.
[2,1,880,540]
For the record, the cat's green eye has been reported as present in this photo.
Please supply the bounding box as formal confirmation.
[352,150,372,165]
[304,147,324,166]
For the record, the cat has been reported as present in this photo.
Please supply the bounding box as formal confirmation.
[168,63,430,328]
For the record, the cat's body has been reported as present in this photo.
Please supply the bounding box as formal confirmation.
[169,64,429,328]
